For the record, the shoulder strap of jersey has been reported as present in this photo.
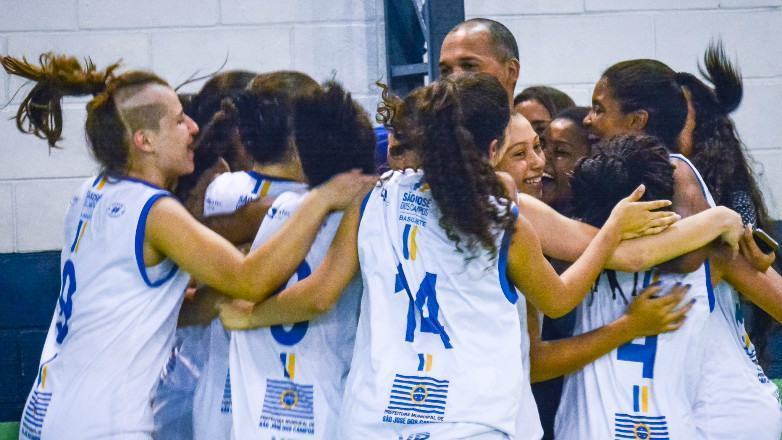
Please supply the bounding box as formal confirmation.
[669,153,717,208]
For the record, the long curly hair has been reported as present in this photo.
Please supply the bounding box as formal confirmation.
[1,53,167,176]
[571,134,675,227]
[377,73,514,257]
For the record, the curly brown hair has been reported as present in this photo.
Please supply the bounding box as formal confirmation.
[377,73,514,256]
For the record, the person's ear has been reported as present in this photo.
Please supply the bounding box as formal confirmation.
[628,109,649,131]
[506,58,520,90]
[488,138,500,164]
[131,129,154,153]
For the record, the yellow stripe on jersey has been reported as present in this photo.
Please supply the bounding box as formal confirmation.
[74,220,88,253]
[288,353,296,381]
[410,225,419,260]
[260,180,272,198]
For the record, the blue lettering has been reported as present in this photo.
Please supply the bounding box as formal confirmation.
[55,260,77,344]
[617,336,657,378]
[394,265,452,349]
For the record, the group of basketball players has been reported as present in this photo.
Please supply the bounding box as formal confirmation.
[3,16,782,440]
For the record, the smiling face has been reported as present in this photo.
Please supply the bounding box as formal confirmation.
[541,117,590,210]
[494,114,545,198]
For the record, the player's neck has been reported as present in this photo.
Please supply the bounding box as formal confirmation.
[252,161,305,182]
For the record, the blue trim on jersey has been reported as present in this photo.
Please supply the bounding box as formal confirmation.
[120,176,167,191]
[704,259,715,312]
[498,204,520,305]
[251,176,263,195]
[135,193,179,287]
[69,219,84,252]
[246,170,298,183]
[92,175,104,187]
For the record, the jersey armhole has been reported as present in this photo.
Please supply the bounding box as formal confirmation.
[135,193,180,287]
[498,204,520,305]
[704,258,716,312]
[359,190,373,223]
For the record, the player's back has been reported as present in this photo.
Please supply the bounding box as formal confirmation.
[229,190,361,439]
[339,169,525,439]
[555,266,712,440]
[20,176,190,440]
[694,281,782,440]
[667,154,782,439]
[192,171,307,440]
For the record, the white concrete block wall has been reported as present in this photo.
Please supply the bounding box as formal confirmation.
[0,0,386,253]
[466,0,782,219]
[1,0,780,252]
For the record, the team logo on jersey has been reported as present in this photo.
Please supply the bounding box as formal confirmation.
[412,180,430,193]
[20,390,52,440]
[399,189,431,227]
[259,379,315,435]
[383,374,449,425]
[613,413,669,439]
[107,202,125,218]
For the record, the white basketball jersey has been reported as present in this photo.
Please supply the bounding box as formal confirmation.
[555,265,713,440]
[229,191,362,440]
[338,169,530,439]
[668,154,782,439]
[20,176,190,440]
[695,282,782,439]
[193,171,307,440]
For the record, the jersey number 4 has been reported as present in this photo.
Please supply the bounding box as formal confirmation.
[617,335,657,379]
[395,264,452,349]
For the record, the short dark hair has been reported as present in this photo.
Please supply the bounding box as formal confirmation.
[452,18,519,62]
[553,106,590,129]
[514,86,575,116]
[571,134,674,227]
[234,71,320,164]
[293,81,376,186]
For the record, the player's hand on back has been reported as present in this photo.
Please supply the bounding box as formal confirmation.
[217,298,256,330]
[624,282,693,337]
[605,184,679,240]
[315,169,377,211]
